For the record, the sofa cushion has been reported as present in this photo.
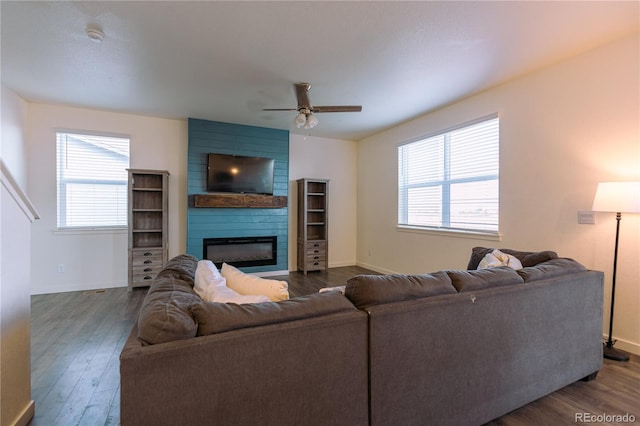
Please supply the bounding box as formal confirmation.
[137,275,202,345]
[345,271,456,309]
[467,247,558,270]
[221,263,289,301]
[194,260,270,304]
[156,253,199,285]
[191,291,357,336]
[516,258,588,282]
[446,267,525,293]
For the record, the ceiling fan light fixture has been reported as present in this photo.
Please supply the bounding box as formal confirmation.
[264,82,360,130]
[294,112,307,128]
[305,113,319,129]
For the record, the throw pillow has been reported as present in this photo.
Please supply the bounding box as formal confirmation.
[478,249,523,270]
[195,260,270,304]
[467,247,558,270]
[221,263,289,301]
[194,260,226,298]
[516,258,587,282]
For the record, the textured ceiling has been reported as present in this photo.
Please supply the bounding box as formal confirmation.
[2,1,638,140]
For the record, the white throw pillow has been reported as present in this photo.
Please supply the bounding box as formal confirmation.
[194,260,226,299]
[221,263,289,301]
[195,260,270,304]
[478,249,523,270]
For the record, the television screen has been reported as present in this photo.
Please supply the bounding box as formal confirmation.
[207,153,275,195]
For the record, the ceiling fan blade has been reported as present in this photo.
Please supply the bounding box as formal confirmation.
[262,108,299,111]
[312,105,362,113]
[294,83,312,108]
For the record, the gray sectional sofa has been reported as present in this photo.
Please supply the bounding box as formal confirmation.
[120,249,603,426]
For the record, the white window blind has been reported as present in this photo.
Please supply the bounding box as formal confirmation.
[398,115,499,233]
[56,132,130,229]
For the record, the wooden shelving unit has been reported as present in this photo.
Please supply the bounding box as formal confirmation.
[297,178,329,274]
[127,169,169,291]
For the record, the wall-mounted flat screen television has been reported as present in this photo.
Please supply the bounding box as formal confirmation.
[207,153,275,195]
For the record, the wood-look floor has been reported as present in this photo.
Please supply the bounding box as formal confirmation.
[29,266,640,426]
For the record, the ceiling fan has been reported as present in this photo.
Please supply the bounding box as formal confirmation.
[263,83,362,129]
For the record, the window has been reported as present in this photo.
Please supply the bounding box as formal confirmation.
[56,132,130,229]
[398,115,499,234]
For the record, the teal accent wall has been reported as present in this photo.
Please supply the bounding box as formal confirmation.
[187,118,289,272]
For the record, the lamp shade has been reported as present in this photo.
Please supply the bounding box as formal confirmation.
[592,181,640,213]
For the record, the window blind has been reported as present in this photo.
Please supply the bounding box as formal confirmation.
[56,132,130,229]
[398,115,499,233]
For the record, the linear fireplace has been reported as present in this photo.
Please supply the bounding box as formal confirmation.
[203,236,277,268]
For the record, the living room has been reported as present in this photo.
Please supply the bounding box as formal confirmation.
[1,2,639,425]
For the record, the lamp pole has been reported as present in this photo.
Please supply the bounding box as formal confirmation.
[603,212,629,361]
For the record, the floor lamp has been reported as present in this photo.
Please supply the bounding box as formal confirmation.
[592,181,640,361]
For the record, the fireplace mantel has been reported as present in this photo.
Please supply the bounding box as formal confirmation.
[193,194,287,208]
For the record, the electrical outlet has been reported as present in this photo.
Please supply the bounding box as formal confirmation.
[578,210,596,224]
[57,264,65,273]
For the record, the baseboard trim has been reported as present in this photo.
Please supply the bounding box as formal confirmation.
[355,261,398,275]
[328,260,358,268]
[31,281,126,295]
[10,400,35,426]
[603,335,640,356]
[255,270,289,277]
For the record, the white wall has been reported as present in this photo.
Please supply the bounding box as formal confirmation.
[27,104,187,294]
[1,85,35,425]
[356,33,640,355]
[289,134,357,270]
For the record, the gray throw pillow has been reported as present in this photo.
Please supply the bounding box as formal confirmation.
[467,247,558,270]
[516,258,587,282]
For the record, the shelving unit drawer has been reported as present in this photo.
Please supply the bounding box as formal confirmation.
[131,272,158,284]
[305,241,326,255]
[132,263,163,275]
[304,260,326,270]
[306,253,326,263]
[131,249,163,266]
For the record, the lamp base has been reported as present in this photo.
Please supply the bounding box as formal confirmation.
[603,342,629,361]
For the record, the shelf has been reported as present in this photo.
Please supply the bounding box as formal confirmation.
[128,169,169,290]
[193,193,287,208]
[297,178,329,273]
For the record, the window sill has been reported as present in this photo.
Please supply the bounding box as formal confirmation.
[397,225,502,241]
[53,227,127,236]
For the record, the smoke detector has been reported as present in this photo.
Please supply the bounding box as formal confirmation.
[86,26,104,43]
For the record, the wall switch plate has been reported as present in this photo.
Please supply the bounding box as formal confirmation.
[578,210,596,224]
